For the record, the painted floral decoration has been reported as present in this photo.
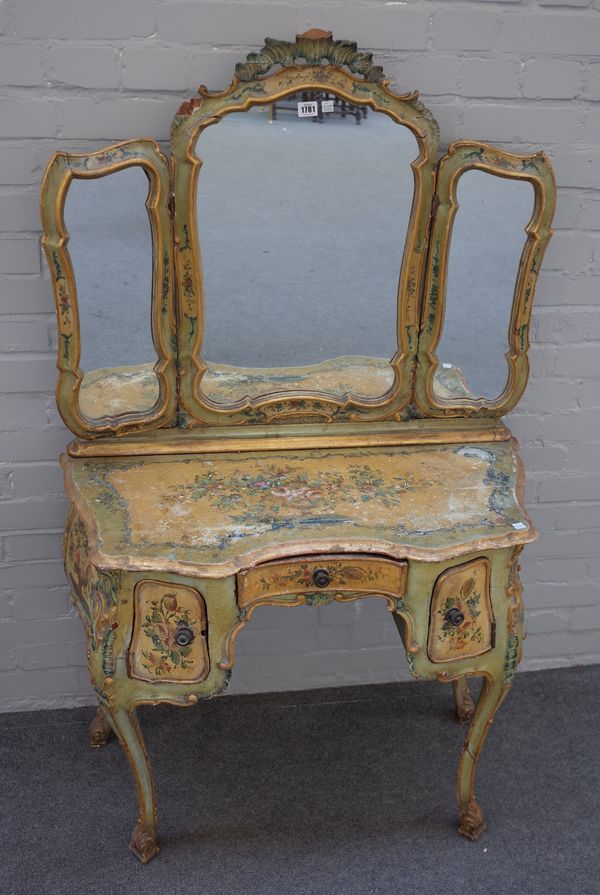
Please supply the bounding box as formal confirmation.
[65,513,120,653]
[141,592,198,676]
[172,462,416,523]
[437,574,483,653]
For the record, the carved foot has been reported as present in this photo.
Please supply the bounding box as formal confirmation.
[458,800,486,841]
[453,679,475,724]
[89,707,112,748]
[129,822,159,864]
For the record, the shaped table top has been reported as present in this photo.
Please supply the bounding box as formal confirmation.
[63,439,534,577]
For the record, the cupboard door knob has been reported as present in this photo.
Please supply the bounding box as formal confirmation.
[175,623,195,646]
[445,608,465,627]
[312,568,331,588]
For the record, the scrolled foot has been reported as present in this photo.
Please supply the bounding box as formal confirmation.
[458,800,486,841]
[454,680,475,725]
[89,707,112,748]
[129,822,159,864]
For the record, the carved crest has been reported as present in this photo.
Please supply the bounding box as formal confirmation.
[235,30,386,83]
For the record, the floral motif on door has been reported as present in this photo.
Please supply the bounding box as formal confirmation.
[128,580,209,683]
[427,558,494,663]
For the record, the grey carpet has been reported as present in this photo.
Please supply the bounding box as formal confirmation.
[1,665,599,895]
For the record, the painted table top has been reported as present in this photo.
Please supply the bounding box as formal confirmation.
[64,439,534,576]
[78,358,470,419]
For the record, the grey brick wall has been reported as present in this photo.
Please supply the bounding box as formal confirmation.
[1,0,599,711]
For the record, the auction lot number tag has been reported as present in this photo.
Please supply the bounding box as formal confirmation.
[297,101,318,117]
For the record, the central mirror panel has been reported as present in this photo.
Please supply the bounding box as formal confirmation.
[193,98,419,405]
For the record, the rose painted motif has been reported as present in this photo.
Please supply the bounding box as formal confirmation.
[428,558,494,663]
[141,592,197,675]
[128,580,209,683]
[169,461,417,522]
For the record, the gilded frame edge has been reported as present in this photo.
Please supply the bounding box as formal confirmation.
[414,141,556,419]
[40,138,178,439]
[170,62,440,428]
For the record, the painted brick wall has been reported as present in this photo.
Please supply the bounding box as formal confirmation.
[1,0,599,711]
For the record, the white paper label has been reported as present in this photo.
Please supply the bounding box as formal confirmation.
[442,363,452,369]
[298,101,318,117]
[512,522,527,530]
[321,99,335,113]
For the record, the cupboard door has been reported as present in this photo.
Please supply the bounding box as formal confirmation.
[128,580,209,683]
[428,558,494,663]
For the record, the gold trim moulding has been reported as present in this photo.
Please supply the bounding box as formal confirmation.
[171,62,440,428]
[67,418,511,457]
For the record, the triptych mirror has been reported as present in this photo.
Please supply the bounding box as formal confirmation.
[41,31,555,439]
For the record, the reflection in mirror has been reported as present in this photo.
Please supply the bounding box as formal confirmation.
[64,167,159,420]
[433,171,534,403]
[194,101,419,404]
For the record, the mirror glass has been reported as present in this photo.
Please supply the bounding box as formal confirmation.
[193,97,419,405]
[64,167,159,421]
[433,170,534,403]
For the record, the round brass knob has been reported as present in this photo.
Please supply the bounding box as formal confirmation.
[445,607,465,627]
[175,623,195,647]
[312,568,331,588]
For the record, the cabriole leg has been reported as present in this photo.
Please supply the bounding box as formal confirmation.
[452,678,475,724]
[89,706,113,748]
[457,675,510,841]
[107,706,159,863]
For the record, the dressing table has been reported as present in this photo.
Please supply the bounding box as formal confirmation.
[40,31,556,863]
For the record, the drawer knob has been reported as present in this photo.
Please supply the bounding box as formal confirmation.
[312,568,331,588]
[445,607,465,627]
[175,622,195,647]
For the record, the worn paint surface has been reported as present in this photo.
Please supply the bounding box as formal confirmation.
[65,440,532,572]
[77,359,473,420]
[79,365,160,418]
[201,356,395,403]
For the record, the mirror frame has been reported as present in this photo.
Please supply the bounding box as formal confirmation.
[415,141,556,418]
[41,139,178,439]
[171,31,439,427]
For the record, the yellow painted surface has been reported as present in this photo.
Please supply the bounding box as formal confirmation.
[128,579,209,683]
[237,554,407,604]
[79,365,160,418]
[77,359,469,419]
[427,557,494,662]
[65,440,533,572]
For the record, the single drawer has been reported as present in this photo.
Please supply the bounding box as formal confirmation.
[237,554,407,607]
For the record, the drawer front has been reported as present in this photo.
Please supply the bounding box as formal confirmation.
[427,558,494,664]
[237,555,407,607]
[128,579,209,683]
